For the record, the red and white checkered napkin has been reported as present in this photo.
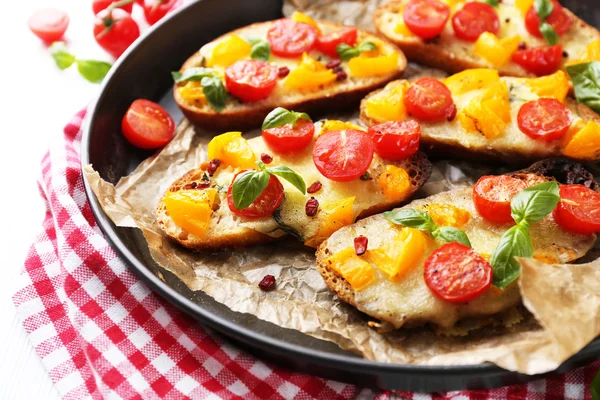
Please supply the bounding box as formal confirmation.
[13,109,600,399]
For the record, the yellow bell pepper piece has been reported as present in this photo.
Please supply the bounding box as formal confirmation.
[422,204,470,228]
[304,197,356,248]
[516,0,535,16]
[207,131,256,169]
[377,165,411,202]
[474,33,521,67]
[348,52,399,77]
[563,121,600,158]
[291,11,321,34]
[523,71,570,103]
[285,53,337,90]
[164,189,217,237]
[320,120,365,135]
[178,81,206,102]
[207,35,252,68]
[444,69,501,95]
[459,100,507,139]
[325,248,374,291]
[566,39,600,66]
[364,81,409,123]
[394,4,414,36]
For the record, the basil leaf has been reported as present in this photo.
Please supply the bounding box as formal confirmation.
[201,76,228,112]
[245,37,262,46]
[266,165,306,194]
[357,42,377,52]
[592,369,600,400]
[250,41,270,62]
[432,226,472,247]
[76,60,112,83]
[491,225,534,289]
[539,22,559,45]
[49,42,76,70]
[534,0,553,21]
[566,62,600,114]
[510,181,560,223]
[481,0,498,6]
[231,170,270,210]
[172,67,216,83]
[383,209,436,232]
[337,44,360,61]
[262,107,312,129]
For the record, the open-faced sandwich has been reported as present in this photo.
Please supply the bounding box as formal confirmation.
[316,159,600,330]
[156,108,431,250]
[172,12,407,130]
[360,68,600,162]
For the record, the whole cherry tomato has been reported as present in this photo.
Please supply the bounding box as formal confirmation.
[472,175,527,224]
[28,8,69,43]
[553,185,600,235]
[262,119,315,153]
[92,0,133,15]
[122,99,175,149]
[403,0,450,40]
[143,0,178,25]
[512,44,563,76]
[227,171,285,218]
[93,8,140,59]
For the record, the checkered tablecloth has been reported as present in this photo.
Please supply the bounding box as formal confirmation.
[12,109,600,399]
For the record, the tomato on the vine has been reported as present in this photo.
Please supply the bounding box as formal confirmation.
[94,8,140,59]
[92,0,133,15]
[143,0,179,25]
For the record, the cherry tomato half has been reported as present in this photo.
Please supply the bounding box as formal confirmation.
[225,60,279,103]
[473,175,527,224]
[316,27,358,58]
[28,8,69,43]
[313,130,374,182]
[512,44,563,76]
[262,119,315,154]
[143,0,178,25]
[424,242,493,303]
[92,0,133,15]
[517,98,572,142]
[525,0,572,38]
[452,2,499,42]
[121,99,175,149]
[94,8,140,59]
[368,120,421,161]
[267,19,318,58]
[404,78,455,121]
[553,185,600,234]
[403,0,450,40]
[227,171,285,218]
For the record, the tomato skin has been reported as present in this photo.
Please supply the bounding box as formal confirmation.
[524,0,572,38]
[28,8,70,43]
[404,78,455,121]
[267,19,318,58]
[368,121,421,161]
[93,8,140,59]
[553,185,600,234]
[313,130,374,182]
[424,242,493,303]
[403,0,450,40]
[512,44,563,76]
[517,98,572,142]
[225,60,279,103]
[227,171,285,218]
[316,27,358,58]
[262,119,315,154]
[143,0,178,25]
[473,175,527,224]
[92,0,133,15]
[452,2,499,42]
[121,99,175,149]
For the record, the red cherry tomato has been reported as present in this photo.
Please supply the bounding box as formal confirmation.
[452,2,499,42]
[473,175,527,224]
[92,0,133,15]
[313,130,374,182]
[403,0,450,40]
[553,185,600,234]
[262,119,315,154]
[93,8,140,59]
[404,78,454,121]
[512,44,563,76]
[225,60,279,103]
[367,121,421,161]
[315,27,358,58]
[28,8,69,43]
[143,0,178,25]
[227,171,285,218]
[267,19,318,58]
[525,0,572,38]
[424,242,493,303]
[121,99,175,149]
[517,98,572,142]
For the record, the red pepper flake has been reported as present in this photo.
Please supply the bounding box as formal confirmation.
[207,159,221,176]
[518,41,527,50]
[354,235,368,256]
[326,59,341,69]
[258,275,276,291]
[307,181,322,194]
[335,70,348,81]
[305,197,319,216]
[278,66,290,78]
[261,153,273,164]
[446,104,457,122]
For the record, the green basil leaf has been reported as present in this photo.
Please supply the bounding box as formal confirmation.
[539,22,559,45]
[262,107,312,129]
[201,76,228,112]
[250,41,270,62]
[337,43,360,61]
[49,42,76,70]
[231,170,270,210]
[566,62,600,114]
[245,37,262,46]
[76,60,112,83]
[266,165,306,194]
[432,226,472,247]
[491,225,534,289]
[480,0,499,6]
[592,368,600,400]
[357,42,377,52]
[383,208,436,232]
[172,67,216,83]
[534,0,553,21]
[510,181,560,223]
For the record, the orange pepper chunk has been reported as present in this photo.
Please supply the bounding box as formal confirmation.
[164,189,217,237]
[423,204,471,228]
[207,131,256,169]
[377,165,411,202]
[325,247,374,291]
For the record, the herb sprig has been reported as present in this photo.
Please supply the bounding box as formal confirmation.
[171,67,228,112]
[50,42,112,83]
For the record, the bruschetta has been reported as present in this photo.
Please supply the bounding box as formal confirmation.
[173,12,407,130]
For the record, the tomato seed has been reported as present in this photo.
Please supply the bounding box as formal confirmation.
[258,275,276,291]
[261,153,273,164]
[307,181,323,194]
[305,197,319,216]
[326,59,341,69]
[278,66,290,78]
[354,235,368,256]
[446,104,457,121]
[207,159,221,176]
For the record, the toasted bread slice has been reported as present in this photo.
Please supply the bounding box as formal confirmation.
[316,158,598,330]
[156,121,432,251]
[374,0,600,77]
[174,20,407,131]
